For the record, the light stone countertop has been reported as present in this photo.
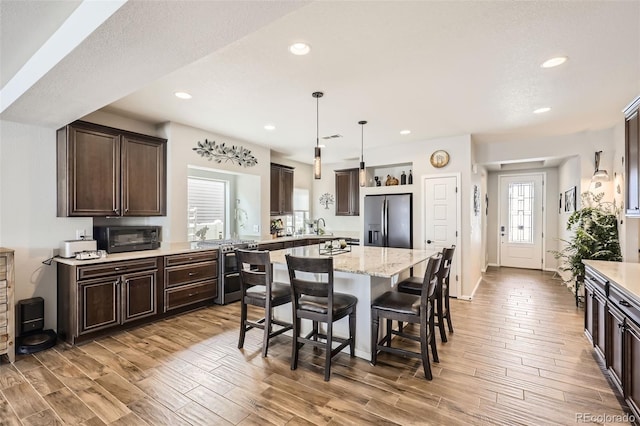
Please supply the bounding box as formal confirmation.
[268,245,436,278]
[583,260,640,302]
[54,242,219,266]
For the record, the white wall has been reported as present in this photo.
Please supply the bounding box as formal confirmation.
[0,120,93,330]
[160,122,272,242]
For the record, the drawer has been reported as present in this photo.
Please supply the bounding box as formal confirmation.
[78,258,158,280]
[165,250,218,267]
[585,266,608,297]
[165,279,217,311]
[610,285,640,326]
[165,261,217,288]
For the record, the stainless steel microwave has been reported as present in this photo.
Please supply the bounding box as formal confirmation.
[93,226,161,253]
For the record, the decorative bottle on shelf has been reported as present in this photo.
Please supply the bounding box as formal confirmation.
[408,170,413,184]
[400,171,407,185]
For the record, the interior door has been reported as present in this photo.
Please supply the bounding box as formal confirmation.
[424,176,459,297]
[498,174,544,269]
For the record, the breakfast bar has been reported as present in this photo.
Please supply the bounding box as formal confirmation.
[268,244,436,360]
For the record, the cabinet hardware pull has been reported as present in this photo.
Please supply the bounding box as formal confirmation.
[188,293,195,297]
[619,300,631,307]
[188,272,198,276]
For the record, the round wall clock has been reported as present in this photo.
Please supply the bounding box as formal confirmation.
[430,150,450,168]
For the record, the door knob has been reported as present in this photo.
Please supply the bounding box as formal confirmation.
[426,240,432,244]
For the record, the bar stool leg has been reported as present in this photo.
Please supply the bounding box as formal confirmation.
[238,299,248,349]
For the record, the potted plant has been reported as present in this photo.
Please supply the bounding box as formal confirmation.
[551,191,622,306]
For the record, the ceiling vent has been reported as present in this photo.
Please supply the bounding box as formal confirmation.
[321,134,343,140]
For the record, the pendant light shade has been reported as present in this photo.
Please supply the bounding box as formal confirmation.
[358,120,367,187]
[313,91,324,179]
[593,150,610,182]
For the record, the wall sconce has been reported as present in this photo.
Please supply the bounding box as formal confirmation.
[592,150,609,182]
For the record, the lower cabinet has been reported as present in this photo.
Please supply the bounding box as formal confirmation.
[58,258,158,344]
[164,250,218,312]
[607,302,625,393]
[625,318,640,416]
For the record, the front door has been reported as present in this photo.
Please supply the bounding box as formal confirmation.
[498,173,544,269]
[424,175,460,297]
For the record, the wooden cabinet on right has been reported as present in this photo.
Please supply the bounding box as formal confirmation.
[270,163,294,215]
[335,168,360,216]
[585,262,640,420]
[57,121,167,217]
[624,96,640,216]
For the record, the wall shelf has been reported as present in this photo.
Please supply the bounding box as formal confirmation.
[364,162,413,188]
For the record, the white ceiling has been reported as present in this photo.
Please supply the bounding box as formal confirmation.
[1,1,639,166]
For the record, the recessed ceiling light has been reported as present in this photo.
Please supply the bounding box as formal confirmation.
[541,56,568,68]
[174,91,192,99]
[289,42,310,56]
[533,107,551,114]
[264,124,276,131]
[400,130,411,135]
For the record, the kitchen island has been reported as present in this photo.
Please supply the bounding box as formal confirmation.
[268,244,436,360]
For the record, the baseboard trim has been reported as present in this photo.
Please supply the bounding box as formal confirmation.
[487,263,499,268]
[467,275,483,300]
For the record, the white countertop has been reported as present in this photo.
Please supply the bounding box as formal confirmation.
[268,245,436,278]
[583,260,640,298]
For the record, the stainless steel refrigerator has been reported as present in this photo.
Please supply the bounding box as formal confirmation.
[364,193,413,248]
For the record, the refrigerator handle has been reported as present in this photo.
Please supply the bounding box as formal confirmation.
[383,199,388,246]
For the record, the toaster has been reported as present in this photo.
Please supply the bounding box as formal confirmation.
[60,239,97,258]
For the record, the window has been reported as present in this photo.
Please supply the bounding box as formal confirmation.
[188,177,227,241]
[508,182,534,243]
[292,188,310,234]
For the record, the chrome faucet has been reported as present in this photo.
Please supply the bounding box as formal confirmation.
[316,218,326,235]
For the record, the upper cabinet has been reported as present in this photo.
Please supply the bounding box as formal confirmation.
[57,121,167,217]
[335,168,360,216]
[625,96,640,217]
[270,163,294,215]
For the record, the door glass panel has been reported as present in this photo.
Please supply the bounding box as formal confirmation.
[508,182,534,243]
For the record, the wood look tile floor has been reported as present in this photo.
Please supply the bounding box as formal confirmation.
[0,267,631,425]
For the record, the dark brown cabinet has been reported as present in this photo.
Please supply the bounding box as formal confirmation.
[586,262,640,421]
[270,163,294,215]
[164,250,218,312]
[625,96,640,216]
[335,168,360,216]
[57,121,166,217]
[58,258,158,344]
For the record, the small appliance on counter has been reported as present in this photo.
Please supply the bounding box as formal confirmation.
[94,225,161,254]
[60,239,98,258]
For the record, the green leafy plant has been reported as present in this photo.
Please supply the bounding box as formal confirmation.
[551,191,622,304]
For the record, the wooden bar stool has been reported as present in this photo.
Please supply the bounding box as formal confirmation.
[285,254,357,381]
[237,249,292,357]
[397,245,456,341]
[371,253,442,380]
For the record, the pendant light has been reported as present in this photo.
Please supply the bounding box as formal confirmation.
[358,120,367,187]
[313,91,324,179]
[593,150,610,181]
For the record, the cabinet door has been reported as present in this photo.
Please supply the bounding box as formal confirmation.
[335,169,360,216]
[608,303,625,393]
[625,319,640,416]
[122,135,167,216]
[584,282,595,344]
[335,171,352,216]
[626,109,639,215]
[78,278,120,335]
[122,270,157,323]
[270,165,281,215]
[60,124,120,216]
[281,167,294,214]
[595,292,607,361]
